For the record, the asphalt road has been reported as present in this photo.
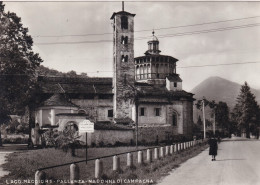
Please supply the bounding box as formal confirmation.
[158,137,260,185]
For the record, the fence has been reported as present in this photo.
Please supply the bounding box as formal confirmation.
[35,139,207,185]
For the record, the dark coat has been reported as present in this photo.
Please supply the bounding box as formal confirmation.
[208,138,218,155]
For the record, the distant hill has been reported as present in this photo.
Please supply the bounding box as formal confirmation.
[191,76,260,123]
[191,76,260,108]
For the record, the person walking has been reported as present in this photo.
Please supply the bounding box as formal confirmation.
[208,135,218,161]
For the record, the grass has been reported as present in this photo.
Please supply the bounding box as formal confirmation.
[1,143,208,185]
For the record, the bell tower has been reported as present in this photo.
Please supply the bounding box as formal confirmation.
[110,3,136,123]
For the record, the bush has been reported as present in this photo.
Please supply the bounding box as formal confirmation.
[2,137,28,144]
[98,141,104,147]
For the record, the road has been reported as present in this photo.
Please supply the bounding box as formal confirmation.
[158,137,260,185]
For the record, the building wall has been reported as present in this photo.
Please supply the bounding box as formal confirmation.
[138,104,167,126]
[182,100,194,136]
[167,102,184,135]
[137,126,174,144]
[71,98,113,122]
[35,106,77,127]
[80,130,134,146]
[166,79,182,91]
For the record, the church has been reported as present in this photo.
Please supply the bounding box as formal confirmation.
[32,7,195,145]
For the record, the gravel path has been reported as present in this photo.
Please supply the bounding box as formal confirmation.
[158,137,260,185]
[0,151,13,178]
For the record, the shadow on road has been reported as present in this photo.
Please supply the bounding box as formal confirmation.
[216,159,246,161]
[0,144,30,152]
[221,138,259,142]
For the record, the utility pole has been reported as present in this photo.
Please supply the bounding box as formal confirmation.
[135,101,138,148]
[213,110,216,135]
[202,99,206,139]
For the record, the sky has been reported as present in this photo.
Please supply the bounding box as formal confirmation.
[3,1,260,91]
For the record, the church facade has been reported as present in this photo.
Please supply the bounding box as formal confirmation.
[33,8,195,145]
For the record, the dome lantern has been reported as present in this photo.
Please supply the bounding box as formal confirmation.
[145,31,161,55]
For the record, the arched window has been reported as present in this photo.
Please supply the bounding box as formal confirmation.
[64,121,78,136]
[143,64,147,79]
[136,66,140,79]
[147,64,151,78]
[121,16,128,29]
[140,65,143,79]
[121,55,128,62]
[172,113,177,126]
[78,109,86,114]
[156,64,159,78]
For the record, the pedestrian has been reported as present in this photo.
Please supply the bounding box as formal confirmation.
[208,135,218,161]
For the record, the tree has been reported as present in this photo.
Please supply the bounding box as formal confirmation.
[197,115,203,126]
[232,82,260,138]
[0,2,43,145]
[215,102,229,131]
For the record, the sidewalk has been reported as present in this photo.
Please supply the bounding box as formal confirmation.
[0,152,13,178]
[0,144,28,179]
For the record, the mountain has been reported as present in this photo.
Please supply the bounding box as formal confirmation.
[191,76,260,108]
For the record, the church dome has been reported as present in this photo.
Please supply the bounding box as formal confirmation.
[148,31,159,42]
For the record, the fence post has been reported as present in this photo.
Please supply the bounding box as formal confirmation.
[127,153,133,168]
[113,155,120,171]
[154,148,159,160]
[35,170,46,185]
[138,151,143,165]
[174,144,177,153]
[165,146,169,156]
[160,147,164,158]
[177,143,180,151]
[95,159,103,178]
[170,145,174,155]
[70,163,79,185]
[147,149,152,163]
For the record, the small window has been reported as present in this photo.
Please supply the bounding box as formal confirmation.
[174,82,177,87]
[108,109,113,117]
[121,16,128,29]
[121,55,128,62]
[121,36,128,45]
[155,108,161,116]
[172,114,177,126]
[140,107,146,116]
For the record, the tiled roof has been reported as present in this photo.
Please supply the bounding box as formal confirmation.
[166,75,182,82]
[110,11,136,19]
[40,94,78,107]
[38,76,113,94]
[136,84,194,100]
[138,98,169,104]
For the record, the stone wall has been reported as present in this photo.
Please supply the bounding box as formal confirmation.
[71,97,113,122]
[138,104,167,126]
[79,130,134,146]
[137,126,174,144]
